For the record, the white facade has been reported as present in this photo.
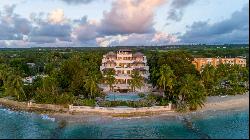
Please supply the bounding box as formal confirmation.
[100,49,151,92]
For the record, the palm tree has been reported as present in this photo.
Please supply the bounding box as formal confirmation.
[84,71,99,98]
[0,64,9,83]
[0,65,9,95]
[129,70,143,92]
[201,64,217,96]
[178,74,206,111]
[157,64,176,98]
[228,64,248,95]
[11,74,25,101]
[3,69,26,101]
[103,69,116,92]
[150,67,160,88]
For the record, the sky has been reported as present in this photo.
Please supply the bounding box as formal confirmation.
[0,0,249,48]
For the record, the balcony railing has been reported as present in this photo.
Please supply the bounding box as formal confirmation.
[113,84,130,89]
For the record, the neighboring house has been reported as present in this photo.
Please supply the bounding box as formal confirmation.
[23,76,35,85]
[22,74,48,85]
[100,49,151,93]
[192,57,247,71]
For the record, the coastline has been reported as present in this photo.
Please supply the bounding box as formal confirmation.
[199,92,249,112]
[0,92,249,122]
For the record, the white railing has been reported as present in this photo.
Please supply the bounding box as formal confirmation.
[113,84,130,89]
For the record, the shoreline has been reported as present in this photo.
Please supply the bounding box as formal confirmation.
[0,92,249,122]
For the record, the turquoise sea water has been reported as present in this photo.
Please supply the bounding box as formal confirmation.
[0,106,248,139]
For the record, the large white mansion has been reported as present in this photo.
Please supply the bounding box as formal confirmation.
[99,49,151,92]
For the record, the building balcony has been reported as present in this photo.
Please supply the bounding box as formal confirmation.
[115,60,135,64]
[113,84,130,89]
[100,66,115,71]
[114,67,134,71]
[115,74,132,79]
[131,66,149,71]
[102,59,117,64]
[117,54,133,58]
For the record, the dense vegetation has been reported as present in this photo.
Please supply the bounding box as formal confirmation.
[147,49,248,111]
[0,45,249,112]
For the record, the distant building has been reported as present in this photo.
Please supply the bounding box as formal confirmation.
[192,57,247,71]
[100,49,151,92]
[26,63,36,67]
[22,74,48,85]
[22,76,35,84]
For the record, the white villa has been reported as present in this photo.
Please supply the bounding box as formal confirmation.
[99,49,151,93]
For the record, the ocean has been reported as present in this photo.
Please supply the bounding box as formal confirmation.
[0,106,248,139]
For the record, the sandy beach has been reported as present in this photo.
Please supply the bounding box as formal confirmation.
[48,92,249,122]
[0,92,249,122]
[200,92,249,111]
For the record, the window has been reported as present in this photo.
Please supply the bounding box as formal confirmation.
[127,70,130,74]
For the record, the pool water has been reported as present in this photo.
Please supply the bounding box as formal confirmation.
[105,93,142,101]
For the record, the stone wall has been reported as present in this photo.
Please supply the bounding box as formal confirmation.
[69,103,173,114]
[27,102,68,112]
[1,98,173,115]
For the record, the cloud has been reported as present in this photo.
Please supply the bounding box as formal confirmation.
[27,9,72,44]
[0,4,32,40]
[3,4,16,16]
[98,0,166,35]
[72,16,100,42]
[152,32,180,43]
[60,0,93,5]
[48,9,65,24]
[29,23,72,43]
[96,32,178,47]
[0,41,7,48]
[167,0,196,21]
[180,4,249,44]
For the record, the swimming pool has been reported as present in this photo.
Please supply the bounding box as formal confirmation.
[105,93,142,101]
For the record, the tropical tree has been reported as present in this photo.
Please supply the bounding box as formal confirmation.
[157,64,176,99]
[0,65,8,87]
[11,74,26,101]
[227,64,248,95]
[84,71,99,98]
[34,76,60,103]
[177,74,206,112]
[213,64,231,95]
[129,70,144,92]
[103,69,116,92]
[150,67,160,88]
[157,51,199,78]
[201,64,217,96]
[3,70,26,101]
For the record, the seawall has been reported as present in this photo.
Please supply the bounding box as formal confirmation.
[0,98,173,115]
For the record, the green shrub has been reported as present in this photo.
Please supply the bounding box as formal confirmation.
[73,98,96,107]
[158,98,169,106]
[146,93,161,100]
[138,93,145,98]
[0,91,6,98]
[56,93,74,105]
[34,91,56,104]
